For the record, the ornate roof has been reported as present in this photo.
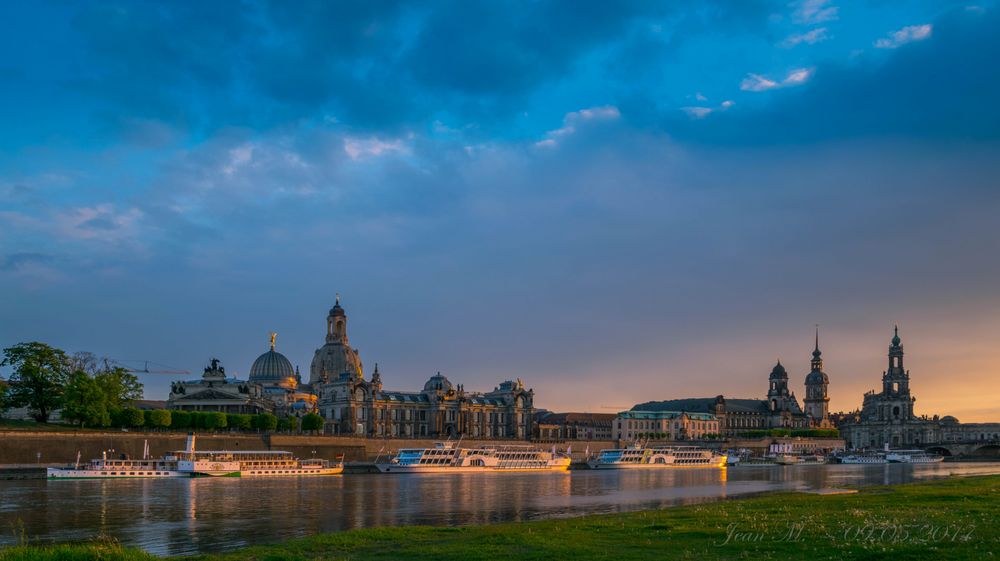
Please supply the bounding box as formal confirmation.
[423,372,453,393]
[249,348,295,383]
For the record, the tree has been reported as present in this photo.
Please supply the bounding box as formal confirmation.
[62,371,111,427]
[121,407,145,429]
[227,413,251,431]
[253,413,278,432]
[169,410,191,429]
[0,380,9,418]
[149,409,171,430]
[203,411,227,431]
[1,342,71,422]
[94,367,143,409]
[301,413,324,432]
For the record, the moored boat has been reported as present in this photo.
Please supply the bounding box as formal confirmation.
[586,443,727,469]
[885,449,944,464]
[47,434,344,478]
[375,441,570,473]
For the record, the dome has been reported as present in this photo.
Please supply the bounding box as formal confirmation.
[310,342,363,383]
[805,369,829,385]
[423,373,453,393]
[769,361,788,379]
[941,415,959,424]
[249,349,295,384]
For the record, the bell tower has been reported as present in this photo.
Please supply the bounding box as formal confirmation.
[803,326,830,426]
[326,294,349,345]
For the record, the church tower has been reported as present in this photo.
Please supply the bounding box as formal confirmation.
[767,360,790,411]
[803,327,830,427]
[879,325,914,421]
[310,295,364,385]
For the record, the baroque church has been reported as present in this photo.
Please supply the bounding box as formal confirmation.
[631,328,831,434]
[839,327,1000,449]
[310,298,536,438]
[167,297,537,439]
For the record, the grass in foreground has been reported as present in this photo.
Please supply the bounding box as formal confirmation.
[1,475,997,561]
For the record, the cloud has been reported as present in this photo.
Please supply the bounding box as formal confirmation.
[680,100,734,119]
[740,68,815,91]
[781,27,829,47]
[793,0,838,25]
[874,24,933,49]
[1,252,53,271]
[535,106,621,147]
[343,136,410,160]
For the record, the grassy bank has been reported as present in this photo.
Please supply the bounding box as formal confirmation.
[2,475,997,561]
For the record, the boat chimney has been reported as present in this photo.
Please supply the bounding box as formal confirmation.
[186,432,196,453]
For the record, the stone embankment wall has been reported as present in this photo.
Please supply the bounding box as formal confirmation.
[0,430,846,465]
[0,431,616,464]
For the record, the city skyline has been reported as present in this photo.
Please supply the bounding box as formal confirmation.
[3,1,1000,423]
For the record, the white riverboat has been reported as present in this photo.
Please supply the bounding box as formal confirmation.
[47,434,343,478]
[885,449,944,464]
[586,444,727,469]
[375,442,571,473]
[838,452,888,465]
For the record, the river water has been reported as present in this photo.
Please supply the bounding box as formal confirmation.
[1,462,998,556]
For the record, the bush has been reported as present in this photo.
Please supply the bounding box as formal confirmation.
[278,416,299,432]
[169,410,191,429]
[301,413,324,432]
[227,413,252,431]
[149,409,171,430]
[203,411,227,430]
[121,407,145,428]
[253,413,278,432]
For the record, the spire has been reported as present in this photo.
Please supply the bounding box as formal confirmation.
[810,325,824,372]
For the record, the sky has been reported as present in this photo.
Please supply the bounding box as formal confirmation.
[1,0,999,422]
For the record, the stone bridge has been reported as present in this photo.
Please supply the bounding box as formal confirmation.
[921,439,1000,458]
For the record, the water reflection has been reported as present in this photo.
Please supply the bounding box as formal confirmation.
[1,462,997,556]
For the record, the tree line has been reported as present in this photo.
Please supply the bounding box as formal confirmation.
[1,341,324,433]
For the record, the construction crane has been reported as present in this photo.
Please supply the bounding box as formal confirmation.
[110,359,190,375]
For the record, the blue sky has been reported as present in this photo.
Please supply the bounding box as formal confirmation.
[2,0,999,421]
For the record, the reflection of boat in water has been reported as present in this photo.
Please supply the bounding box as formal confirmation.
[47,434,343,479]
[885,449,944,464]
[376,441,570,473]
[586,443,726,469]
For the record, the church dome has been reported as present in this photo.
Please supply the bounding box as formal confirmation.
[310,342,363,382]
[249,349,295,383]
[310,297,364,384]
[805,369,829,385]
[423,373,453,393]
[769,361,788,379]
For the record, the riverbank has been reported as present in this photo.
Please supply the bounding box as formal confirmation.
[1,474,996,560]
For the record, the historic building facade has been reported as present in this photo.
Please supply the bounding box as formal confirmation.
[167,359,268,414]
[630,333,830,435]
[312,300,536,439]
[613,410,720,441]
[534,412,615,440]
[840,327,1000,449]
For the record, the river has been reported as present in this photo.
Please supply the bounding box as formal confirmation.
[2,462,999,556]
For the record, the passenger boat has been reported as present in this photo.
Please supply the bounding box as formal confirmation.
[46,445,186,479]
[885,449,944,464]
[375,441,571,473]
[47,434,344,478]
[838,452,888,465]
[586,443,727,469]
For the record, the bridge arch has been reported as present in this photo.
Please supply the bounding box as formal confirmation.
[925,446,952,457]
[974,444,1000,458]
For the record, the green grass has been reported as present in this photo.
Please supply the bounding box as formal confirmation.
[2,475,997,561]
